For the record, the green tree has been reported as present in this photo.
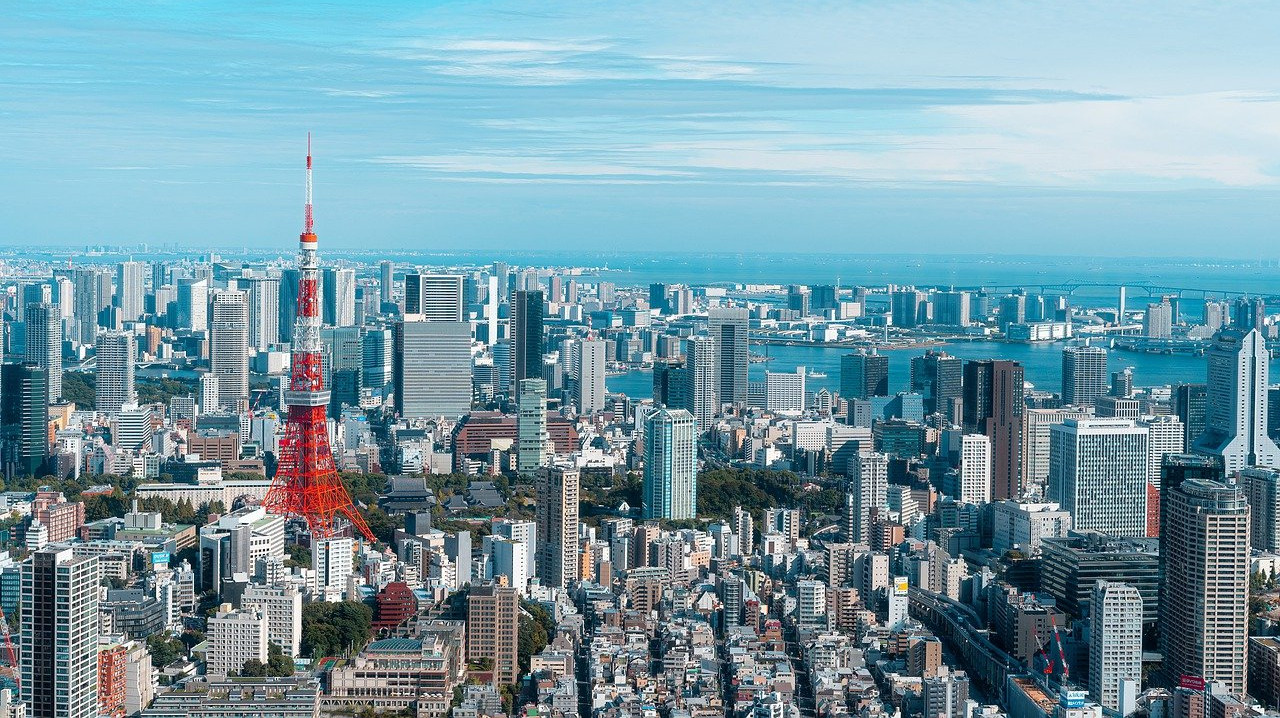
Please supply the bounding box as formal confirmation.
[301,601,372,658]
[241,659,267,677]
[362,506,396,545]
[267,642,295,676]
[147,633,185,667]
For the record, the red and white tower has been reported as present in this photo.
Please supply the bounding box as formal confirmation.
[263,136,375,542]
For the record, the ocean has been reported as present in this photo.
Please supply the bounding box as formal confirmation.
[606,340,1224,398]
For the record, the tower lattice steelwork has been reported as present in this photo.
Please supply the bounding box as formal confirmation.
[263,137,374,542]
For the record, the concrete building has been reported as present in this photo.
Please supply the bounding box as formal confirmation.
[963,359,1025,500]
[846,451,888,543]
[511,290,544,387]
[244,276,280,352]
[206,604,268,679]
[536,466,580,590]
[467,584,519,686]
[208,290,249,409]
[1088,581,1142,713]
[1062,346,1108,408]
[1023,408,1094,498]
[241,583,302,657]
[404,273,464,321]
[1245,467,1280,552]
[1159,479,1250,695]
[990,500,1072,554]
[323,268,356,327]
[21,547,100,718]
[393,320,472,419]
[841,349,888,400]
[116,261,148,322]
[516,379,550,475]
[681,335,718,430]
[1049,419,1148,537]
[642,408,698,520]
[313,537,354,603]
[709,306,750,407]
[1193,327,1280,473]
[23,302,61,404]
[95,331,135,415]
[958,433,992,504]
[572,338,606,414]
[2,364,50,479]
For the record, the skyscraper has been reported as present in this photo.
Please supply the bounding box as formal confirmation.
[841,349,889,400]
[1144,299,1173,338]
[1049,419,1148,537]
[21,547,100,718]
[209,290,249,409]
[957,433,992,505]
[643,408,698,520]
[910,350,961,419]
[1159,478,1249,696]
[681,335,718,430]
[115,261,148,322]
[1174,383,1207,447]
[512,290,544,388]
[245,276,280,351]
[963,359,1025,500]
[23,301,61,404]
[404,273,464,321]
[322,267,356,327]
[95,331,135,415]
[1244,467,1280,553]
[1193,327,1280,473]
[536,465,580,589]
[934,290,971,327]
[362,327,393,389]
[393,320,472,419]
[73,267,111,345]
[573,338,606,414]
[2,362,48,479]
[1089,581,1143,713]
[708,307,749,408]
[846,450,888,543]
[379,260,394,306]
[1062,345,1108,407]
[467,584,519,686]
[516,379,549,475]
[278,269,298,344]
[175,277,208,333]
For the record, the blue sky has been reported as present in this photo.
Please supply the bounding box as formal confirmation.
[4,1,1280,256]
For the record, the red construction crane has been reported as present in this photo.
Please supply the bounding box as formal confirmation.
[1050,614,1069,680]
[0,605,18,688]
[261,136,374,542]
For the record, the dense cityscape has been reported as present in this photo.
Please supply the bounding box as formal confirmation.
[0,138,1275,718]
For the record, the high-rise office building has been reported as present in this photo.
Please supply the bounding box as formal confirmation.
[379,260,394,306]
[963,359,1025,500]
[682,335,718,430]
[362,328,393,389]
[1193,328,1280,473]
[393,320,472,419]
[208,290,249,409]
[846,451,888,543]
[934,290,971,327]
[1174,383,1207,447]
[841,349,889,400]
[1159,479,1249,696]
[1089,581,1143,713]
[910,350,962,419]
[957,433,992,504]
[322,268,356,327]
[1141,415,1185,487]
[73,267,111,345]
[1062,346,1108,407]
[708,307,749,407]
[467,584,519,686]
[404,273,464,321]
[23,301,61,404]
[512,290,544,388]
[573,338,606,414]
[536,466,579,590]
[245,276,280,351]
[1049,419,1148,537]
[642,408,698,520]
[95,331,135,415]
[891,288,923,328]
[21,547,100,718]
[2,363,48,479]
[517,379,550,475]
[1244,468,1280,553]
[175,277,208,333]
[648,283,668,313]
[1111,368,1134,398]
[278,269,298,344]
[116,261,148,322]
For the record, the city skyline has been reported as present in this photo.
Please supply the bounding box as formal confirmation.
[7,3,1280,255]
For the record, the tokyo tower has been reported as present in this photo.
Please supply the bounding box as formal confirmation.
[263,136,375,542]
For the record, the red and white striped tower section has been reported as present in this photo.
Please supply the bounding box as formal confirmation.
[263,136,375,542]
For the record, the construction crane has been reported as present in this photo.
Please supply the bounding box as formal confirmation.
[1049,614,1070,680]
[0,605,18,688]
[1029,627,1055,675]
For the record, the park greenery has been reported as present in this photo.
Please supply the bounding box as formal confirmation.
[300,601,373,659]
